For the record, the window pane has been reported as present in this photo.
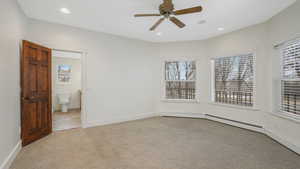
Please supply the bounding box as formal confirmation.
[282,41,300,79]
[281,40,300,115]
[214,54,254,107]
[165,61,196,81]
[281,81,300,115]
[166,81,195,100]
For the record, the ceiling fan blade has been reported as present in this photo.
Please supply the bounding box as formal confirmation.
[134,14,161,17]
[150,18,165,31]
[174,6,203,15]
[170,17,186,28]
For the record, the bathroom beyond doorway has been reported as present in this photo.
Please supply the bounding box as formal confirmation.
[52,50,82,131]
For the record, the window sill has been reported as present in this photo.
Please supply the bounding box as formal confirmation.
[269,111,300,124]
[208,102,260,111]
[161,99,199,103]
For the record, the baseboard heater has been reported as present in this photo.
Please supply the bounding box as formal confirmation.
[205,114,263,129]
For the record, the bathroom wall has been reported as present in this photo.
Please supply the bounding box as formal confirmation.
[52,56,82,111]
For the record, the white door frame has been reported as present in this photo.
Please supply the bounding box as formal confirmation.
[51,48,88,128]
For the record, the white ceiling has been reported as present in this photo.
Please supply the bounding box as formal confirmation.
[18,0,296,42]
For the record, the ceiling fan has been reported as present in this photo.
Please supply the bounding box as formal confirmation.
[134,0,203,31]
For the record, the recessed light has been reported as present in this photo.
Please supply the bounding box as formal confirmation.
[156,32,162,36]
[218,27,224,31]
[60,8,71,14]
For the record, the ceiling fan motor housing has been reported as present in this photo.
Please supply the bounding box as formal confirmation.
[159,0,174,16]
[134,0,203,31]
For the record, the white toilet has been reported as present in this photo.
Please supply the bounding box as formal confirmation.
[57,93,71,112]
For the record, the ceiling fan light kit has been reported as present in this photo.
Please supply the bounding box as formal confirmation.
[134,0,203,31]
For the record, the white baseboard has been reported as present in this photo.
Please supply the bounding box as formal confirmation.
[83,112,159,128]
[205,115,265,133]
[159,112,299,155]
[0,141,21,169]
[0,112,297,169]
[160,112,264,133]
[265,130,300,155]
[160,112,206,119]
[82,111,300,155]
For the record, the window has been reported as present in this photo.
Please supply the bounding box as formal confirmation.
[165,61,196,100]
[213,54,254,107]
[281,39,300,115]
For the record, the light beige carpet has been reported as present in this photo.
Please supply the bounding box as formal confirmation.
[10,117,300,169]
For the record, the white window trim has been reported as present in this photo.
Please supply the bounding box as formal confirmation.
[270,111,300,124]
[210,53,257,109]
[161,99,199,103]
[162,59,198,102]
[208,102,260,111]
[278,38,300,118]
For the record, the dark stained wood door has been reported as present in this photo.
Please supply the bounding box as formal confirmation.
[21,40,52,146]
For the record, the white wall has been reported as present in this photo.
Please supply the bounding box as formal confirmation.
[26,19,159,126]
[266,0,300,150]
[52,57,82,111]
[157,1,300,149]
[157,23,268,126]
[1,1,300,168]
[0,0,27,167]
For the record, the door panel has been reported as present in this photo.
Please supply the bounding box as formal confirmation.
[21,40,52,146]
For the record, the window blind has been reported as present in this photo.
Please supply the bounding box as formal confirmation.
[214,54,254,106]
[281,39,300,115]
[165,61,196,100]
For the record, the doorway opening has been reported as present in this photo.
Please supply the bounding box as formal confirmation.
[52,50,82,131]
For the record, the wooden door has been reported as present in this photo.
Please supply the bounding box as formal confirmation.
[21,40,52,146]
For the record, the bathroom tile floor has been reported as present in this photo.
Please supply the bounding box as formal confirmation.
[53,109,81,131]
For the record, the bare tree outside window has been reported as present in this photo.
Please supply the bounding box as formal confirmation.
[214,54,254,107]
[281,40,300,115]
[165,61,196,100]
